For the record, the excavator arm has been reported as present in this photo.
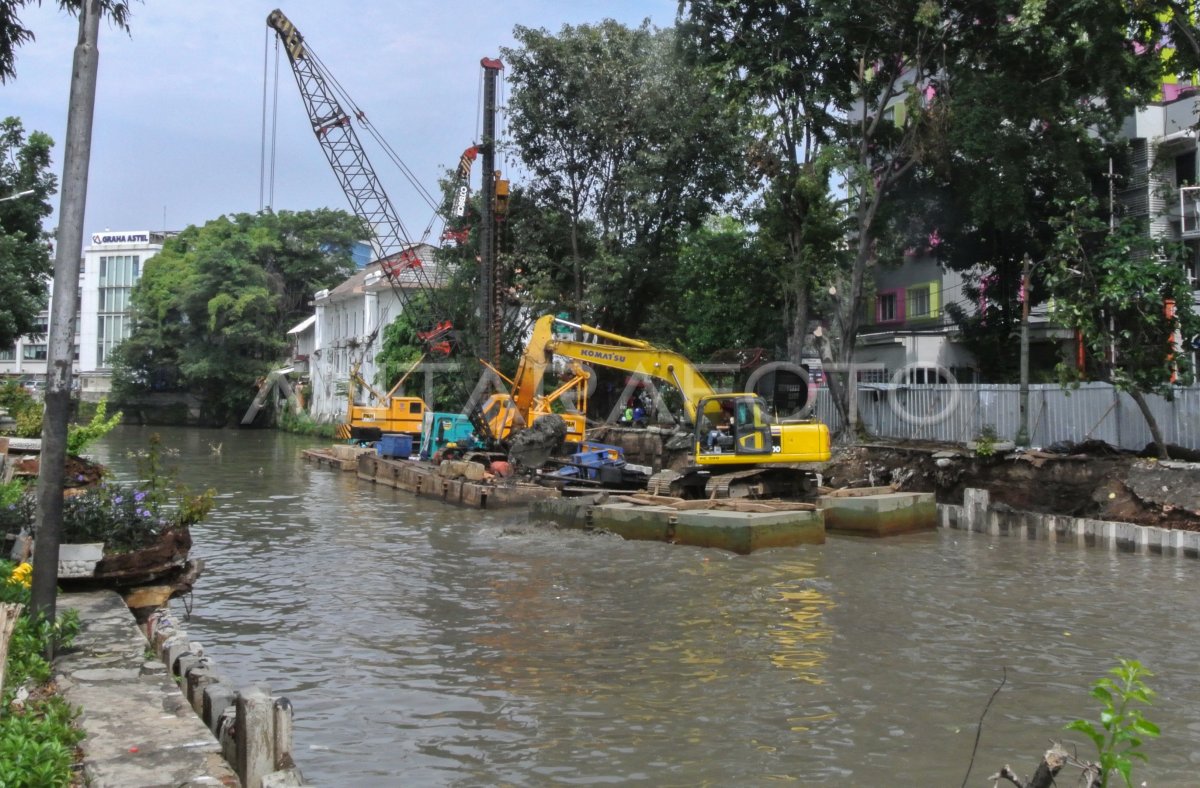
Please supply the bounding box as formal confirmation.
[510,315,717,425]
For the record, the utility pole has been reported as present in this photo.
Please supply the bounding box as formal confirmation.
[1016,253,1031,447]
[479,57,502,366]
[32,0,102,632]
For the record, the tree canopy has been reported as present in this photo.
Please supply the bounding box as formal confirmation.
[0,0,135,83]
[114,209,363,423]
[501,19,746,334]
[1046,198,1200,456]
[0,116,56,349]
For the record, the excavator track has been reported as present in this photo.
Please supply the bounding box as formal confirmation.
[647,467,816,500]
[704,467,816,500]
[646,470,683,497]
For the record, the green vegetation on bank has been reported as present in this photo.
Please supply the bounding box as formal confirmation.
[0,561,83,788]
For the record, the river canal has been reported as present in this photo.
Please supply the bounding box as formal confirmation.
[90,426,1200,786]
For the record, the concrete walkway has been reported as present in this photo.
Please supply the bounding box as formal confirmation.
[55,591,240,787]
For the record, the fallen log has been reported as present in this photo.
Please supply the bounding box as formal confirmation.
[989,743,1074,788]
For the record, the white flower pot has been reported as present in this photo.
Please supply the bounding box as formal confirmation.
[58,542,105,578]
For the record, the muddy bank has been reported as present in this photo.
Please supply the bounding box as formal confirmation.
[581,426,1200,530]
[822,442,1200,531]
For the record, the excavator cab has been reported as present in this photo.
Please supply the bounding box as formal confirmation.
[694,395,773,460]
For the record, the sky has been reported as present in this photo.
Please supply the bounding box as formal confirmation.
[4,0,679,242]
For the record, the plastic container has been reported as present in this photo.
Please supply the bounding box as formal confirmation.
[377,433,413,458]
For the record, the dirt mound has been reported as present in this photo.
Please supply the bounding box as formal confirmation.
[823,443,1200,531]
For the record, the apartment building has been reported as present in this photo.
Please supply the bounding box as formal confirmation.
[0,229,168,397]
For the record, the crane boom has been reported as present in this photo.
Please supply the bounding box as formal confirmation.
[267,9,416,270]
[267,8,495,443]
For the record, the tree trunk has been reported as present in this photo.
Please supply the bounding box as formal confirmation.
[33,0,102,638]
[1129,388,1170,459]
[787,282,809,365]
[813,327,851,438]
[0,603,24,700]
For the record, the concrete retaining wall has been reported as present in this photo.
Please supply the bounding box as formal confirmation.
[938,488,1200,558]
[143,607,304,787]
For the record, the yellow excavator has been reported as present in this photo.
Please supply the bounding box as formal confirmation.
[504,314,831,498]
[479,356,589,444]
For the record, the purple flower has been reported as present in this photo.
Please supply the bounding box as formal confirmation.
[113,496,123,504]
[134,491,146,502]
[75,474,85,482]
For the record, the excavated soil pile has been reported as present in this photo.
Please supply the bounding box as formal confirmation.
[822,441,1200,531]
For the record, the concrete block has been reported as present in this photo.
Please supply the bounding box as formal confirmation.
[186,666,222,716]
[160,633,190,674]
[204,684,236,734]
[963,488,989,531]
[273,697,295,770]
[262,769,306,787]
[175,652,201,681]
[529,497,601,529]
[216,706,238,769]
[237,686,276,788]
[820,492,937,537]
[588,503,673,543]
[673,508,824,553]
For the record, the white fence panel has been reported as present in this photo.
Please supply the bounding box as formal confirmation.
[806,382,1200,451]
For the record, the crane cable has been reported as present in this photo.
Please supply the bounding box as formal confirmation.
[306,55,453,322]
[301,48,458,323]
[306,49,444,220]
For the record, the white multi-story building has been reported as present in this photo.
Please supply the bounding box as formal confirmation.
[304,243,446,422]
[0,229,168,397]
[77,230,171,395]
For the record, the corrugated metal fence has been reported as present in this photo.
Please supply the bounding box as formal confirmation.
[811,383,1200,451]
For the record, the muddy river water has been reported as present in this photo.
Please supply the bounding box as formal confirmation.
[91,426,1200,786]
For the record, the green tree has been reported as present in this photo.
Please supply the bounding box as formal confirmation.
[1046,199,1199,458]
[685,0,1185,433]
[0,117,56,349]
[642,216,786,360]
[115,210,362,423]
[884,0,1173,382]
[0,1,134,83]
[679,0,851,364]
[502,20,745,333]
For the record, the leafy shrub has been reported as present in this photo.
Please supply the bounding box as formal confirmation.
[0,560,84,788]
[1066,659,1159,787]
[3,435,216,554]
[0,381,35,419]
[58,484,168,552]
[0,484,36,537]
[13,405,42,439]
[66,398,123,455]
[0,696,82,788]
[973,424,998,458]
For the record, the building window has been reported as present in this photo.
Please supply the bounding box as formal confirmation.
[907,287,930,319]
[0,346,15,361]
[877,292,897,322]
[96,314,129,368]
[857,367,890,383]
[23,344,48,361]
[903,366,948,384]
[96,254,141,368]
[1177,150,1197,187]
